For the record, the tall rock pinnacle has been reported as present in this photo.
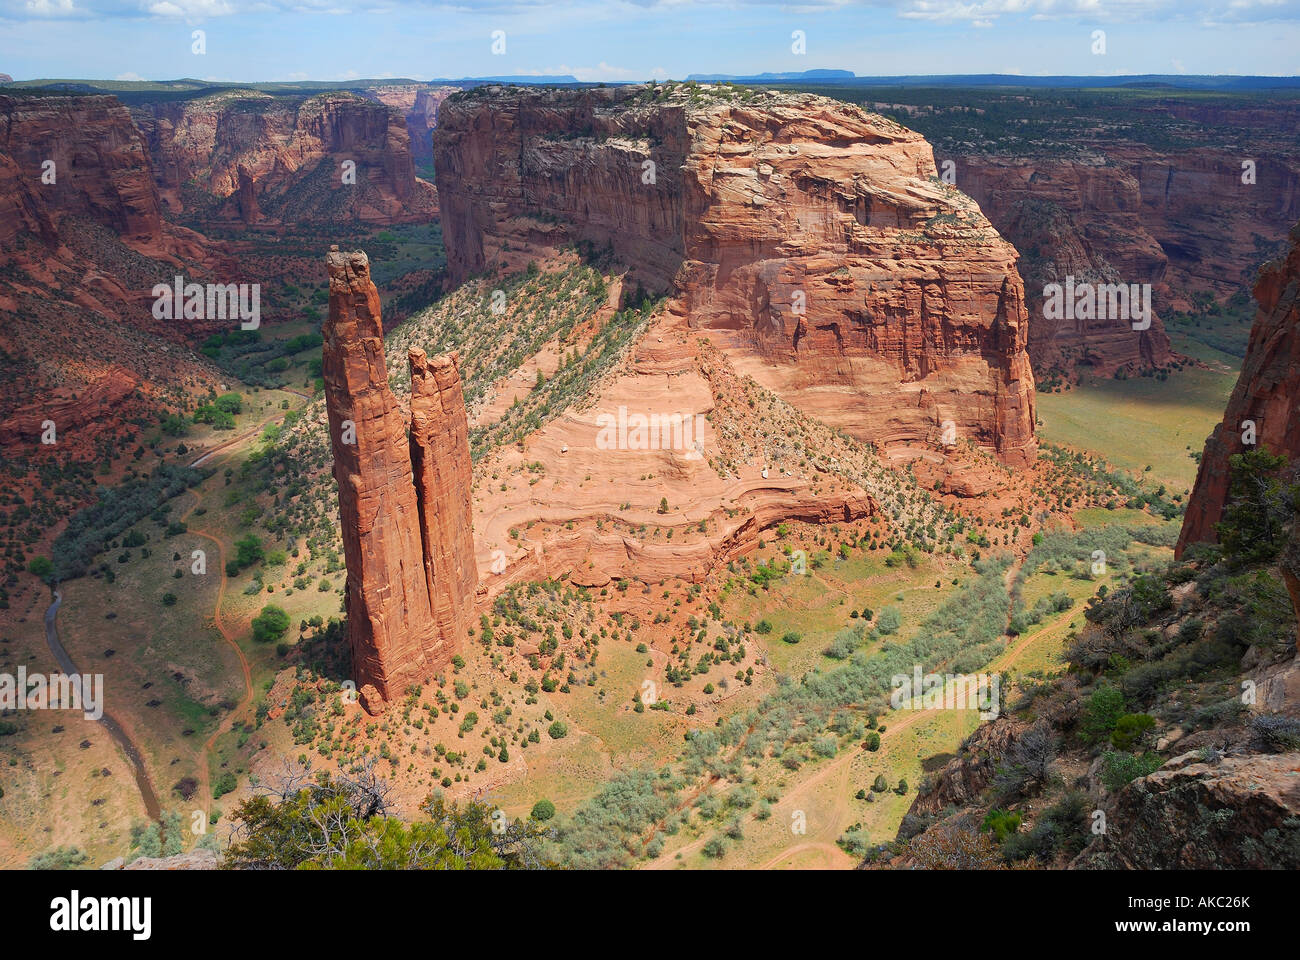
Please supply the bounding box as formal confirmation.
[409,347,478,666]
[322,248,477,712]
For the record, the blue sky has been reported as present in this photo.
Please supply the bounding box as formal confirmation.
[1,1,1298,82]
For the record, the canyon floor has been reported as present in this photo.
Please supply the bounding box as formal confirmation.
[2,78,1292,871]
[0,249,1224,869]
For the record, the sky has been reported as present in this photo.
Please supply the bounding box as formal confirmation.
[1,0,1298,83]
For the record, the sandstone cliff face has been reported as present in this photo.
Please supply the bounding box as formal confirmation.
[364,83,459,161]
[323,249,476,710]
[922,95,1300,377]
[955,156,1175,374]
[134,92,436,226]
[1177,221,1300,555]
[0,94,163,245]
[436,86,1037,466]
[0,93,229,473]
[409,348,477,662]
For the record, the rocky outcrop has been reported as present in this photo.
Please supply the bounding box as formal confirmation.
[134,91,436,226]
[435,85,1037,467]
[409,348,477,662]
[0,365,138,448]
[1073,750,1300,869]
[1177,221,1300,555]
[906,719,1028,819]
[323,248,476,711]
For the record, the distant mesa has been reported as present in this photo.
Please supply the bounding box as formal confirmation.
[685,69,855,83]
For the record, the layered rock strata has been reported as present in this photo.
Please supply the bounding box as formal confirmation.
[1178,221,1300,555]
[134,92,436,226]
[0,94,163,244]
[434,85,1037,466]
[323,248,476,711]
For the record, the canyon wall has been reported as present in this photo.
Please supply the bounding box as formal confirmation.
[1177,220,1300,555]
[435,85,1037,466]
[953,155,1175,374]
[941,118,1300,377]
[133,91,436,226]
[323,248,476,711]
[0,93,230,461]
[364,83,460,161]
[0,94,163,245]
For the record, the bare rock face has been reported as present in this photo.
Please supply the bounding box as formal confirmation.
[364,83,460,161]
[435,86,1037,467]
[408,348,477,663]
[134,92,436,226]
[1177,221,1300,555]
[906,718,1029,819]
[955,156,1177,375]
[1073,750,1300,869]
[929,96,1300,378]
[323,249,476,710]
[0,94,164,245]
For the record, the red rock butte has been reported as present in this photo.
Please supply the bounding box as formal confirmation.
[1178,219,1300,557]
[322,248,476,712]
[435,85,1037,467]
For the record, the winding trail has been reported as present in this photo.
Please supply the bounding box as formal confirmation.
[181,390,309,812]
[177,487,252,814]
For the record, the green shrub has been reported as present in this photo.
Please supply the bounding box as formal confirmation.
[1100,751,1163,791]
[981,808,1022,843]
[530,799,557,821]
[1110,713,1156,751]
[251,604,290,643]
[1079,686,1126,745]
[213,771,238,799]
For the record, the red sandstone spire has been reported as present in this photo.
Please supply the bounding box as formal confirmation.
[322,248,476,712]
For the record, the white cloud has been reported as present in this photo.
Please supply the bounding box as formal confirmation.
[23,0,77,16]
[146,0,233,17]
[2,0,1298,27]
